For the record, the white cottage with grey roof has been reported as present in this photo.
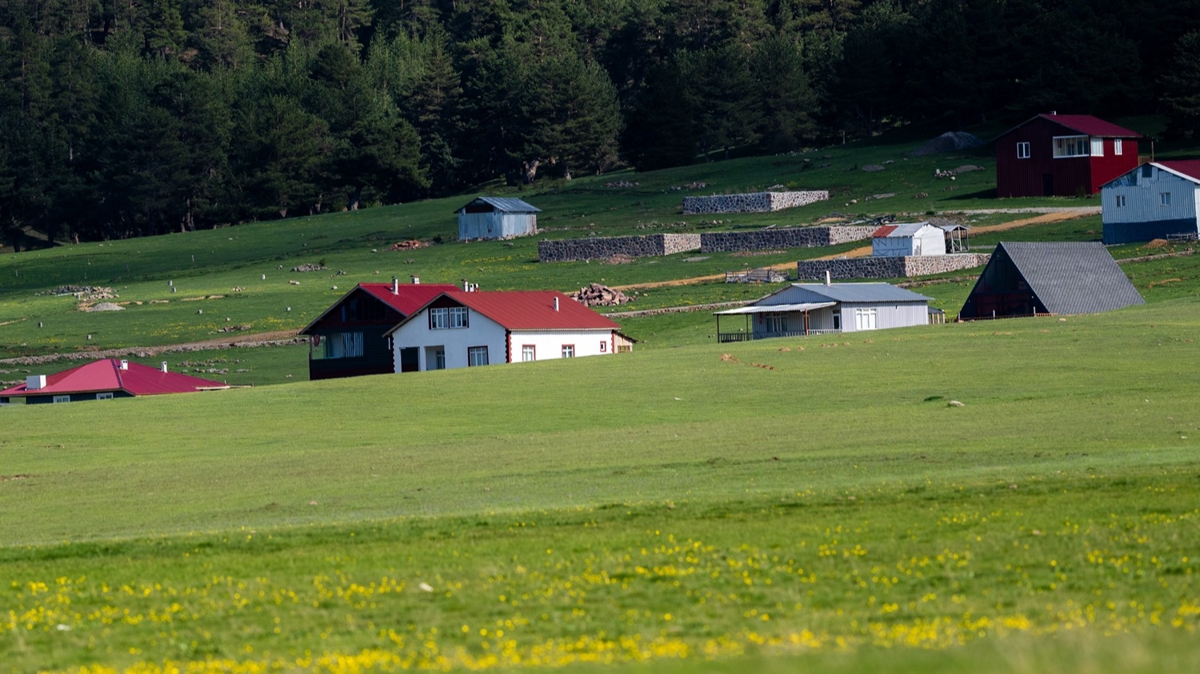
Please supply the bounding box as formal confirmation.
[714,281,935,342]
[457,197,541,241]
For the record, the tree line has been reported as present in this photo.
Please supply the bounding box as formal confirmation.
[3,0,1200,245]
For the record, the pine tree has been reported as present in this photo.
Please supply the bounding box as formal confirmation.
[1162,30,1200,139]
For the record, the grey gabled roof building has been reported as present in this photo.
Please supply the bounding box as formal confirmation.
[959,242,1144,319]
[456,196,541,241]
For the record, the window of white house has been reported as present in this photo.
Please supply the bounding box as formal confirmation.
[96,392,114,400]
[429,307,448,329]
[1090,137,1104,156]
[599,341,607,353]
[764,313,787,333]
[448,306,468,328]
[1016,142,1031,159]
[1052,135,1089,158]
[314,332,363,359]
[561,345,575,358]
[1114,139,1123,155]
[53,395,70,403]
[1160,192,1172,206]
[855,307,877,331]
[468,346,488,367]
[1116,194,1127,207]
[522,345,536,362]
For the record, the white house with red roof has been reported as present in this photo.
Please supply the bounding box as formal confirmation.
[995,113,1142,197]
[300,279,458,379]
[384,290,628,372]
[871,222,946,257]
[0,359,228,405]
[1101,160,1200,244]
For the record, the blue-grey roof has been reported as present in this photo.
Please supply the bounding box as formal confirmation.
[993,242,1144,314]
[793,282,932,303]
[457,196,541,214]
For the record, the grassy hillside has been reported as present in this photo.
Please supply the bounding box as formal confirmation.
[2,297,1199,672]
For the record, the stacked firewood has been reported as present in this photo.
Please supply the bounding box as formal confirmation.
[569,283,632,307]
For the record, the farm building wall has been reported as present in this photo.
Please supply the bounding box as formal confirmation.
[872,227,946,257]
[458,213,537,240]
[996,117,1139,197]
[1101,166,1200,244]
[509,330,616,362]
[795,254,990,280]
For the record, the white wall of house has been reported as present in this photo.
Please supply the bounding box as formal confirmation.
[458,213,537,240]
[839,302,929,332]
[872,226,946,257]
[510,330,616,362]
[390,309,507,371]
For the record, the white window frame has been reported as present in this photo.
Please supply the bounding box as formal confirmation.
[1160,192,1172,206]
[96,392,114,400]
[1052,135,1089,158]
[855,307,877,331]
[1115,194,1127,208]
[448,306,468,328]
[467,346,488,367]
[1090,137,1104,157]
[53,395,70,404]
[764,313,787,333]
[1114,139,1123,156]
[599,341,607,353]
[1016,141,1031,159]
[522,345,536,362]
[561,345,575,358]
[429,308,449,329]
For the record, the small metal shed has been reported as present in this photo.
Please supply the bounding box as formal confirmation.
[457,197,540,241]
[872,222,946,257]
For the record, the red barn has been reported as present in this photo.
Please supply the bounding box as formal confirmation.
[995,113,1142,198]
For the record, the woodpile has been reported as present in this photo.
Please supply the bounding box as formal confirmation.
[569,283,632,307]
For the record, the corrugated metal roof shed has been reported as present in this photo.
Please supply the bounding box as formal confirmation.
[986,242,1144,315]
[794,283,933,303]
[456,197,541,214]
[713,302,836,315]
[0,359,229,398]
[873,222,933,238]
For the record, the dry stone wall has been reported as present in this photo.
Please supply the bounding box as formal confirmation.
[700,226,876,253]
[683,191,829,214]
[538,233,700,262]
[795,253,991,280]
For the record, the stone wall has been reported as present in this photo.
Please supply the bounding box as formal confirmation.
[795,253,991,281]
[700,226,876,253]
[682,191,829,214]
[538,233,701,262]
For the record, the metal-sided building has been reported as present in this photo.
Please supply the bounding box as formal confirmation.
[872,222,946,257]
[714,281,934,342]
[456,197,540,241]
[1101,161,1200,244]
[995,113,1142,197]
[958,242,1144,319]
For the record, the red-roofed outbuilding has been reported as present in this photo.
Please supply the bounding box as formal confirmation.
[383,289,631,372]
[0,359,228,404]
[995,113,1143,197]
[300,279,457,380]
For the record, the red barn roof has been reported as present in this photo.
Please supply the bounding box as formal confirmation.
[386,290,620,335]
[996,114,1144,141]
[300,282,459,334]
[0,359,229,398]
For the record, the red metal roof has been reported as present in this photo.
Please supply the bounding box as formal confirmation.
[1036,114,1143,138]
[1157,160,1200,182]
[872,225,898,238]
[0,359,229,398]
[300,283,459,334]
[387,290,620,334]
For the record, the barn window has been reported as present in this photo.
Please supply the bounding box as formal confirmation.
[522,345,536,362]
[468,346,489,366]
[1052,135,1089,158]
[1160,192,1172,206]
[1116,195,1127,208]
[1114,139,1123,155]
[1090,138,1104,156]
[1016,142,1030,159]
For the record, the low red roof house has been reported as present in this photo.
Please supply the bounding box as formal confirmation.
[995,113,1142,197]
[0,359,229,404]
[299,279,458,380]
[384,289,631,371]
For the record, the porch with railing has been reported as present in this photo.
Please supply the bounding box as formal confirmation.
[717,328,841,342]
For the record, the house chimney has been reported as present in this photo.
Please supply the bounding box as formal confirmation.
[392,277,399,294]
[463,279,470,292]
[161,361,168,373]
[26,375,46,390]
[825,270,832,286]
[411,275,420,285]
[1050,110,1057,115]
[554,296,560,311]
[119,359,129,370]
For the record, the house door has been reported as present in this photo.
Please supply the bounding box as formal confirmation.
[1042,173,1054,196]
[399,347,419,373]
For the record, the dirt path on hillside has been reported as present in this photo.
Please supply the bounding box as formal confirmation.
[0,330,304,367]
[611,208,1098,291]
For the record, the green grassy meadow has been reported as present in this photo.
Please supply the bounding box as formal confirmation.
[3,120,1200,672]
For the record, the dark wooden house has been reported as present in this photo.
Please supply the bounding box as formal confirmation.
[959,242,1144,319]
[300,280,457,380]
[995,114,1142,197]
